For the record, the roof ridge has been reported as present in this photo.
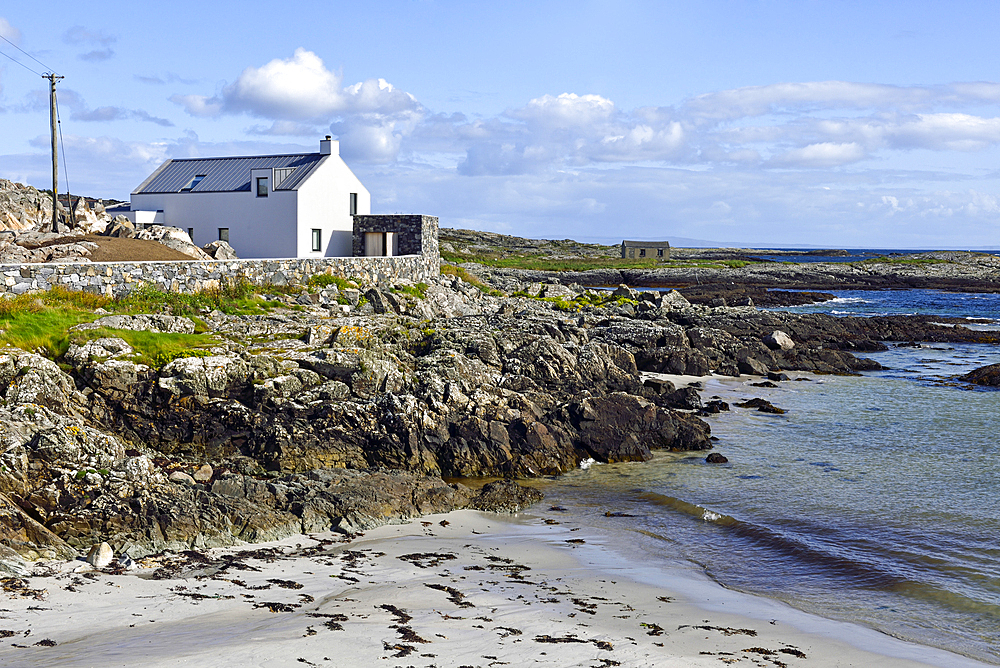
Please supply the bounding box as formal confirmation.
[169,152,320,162]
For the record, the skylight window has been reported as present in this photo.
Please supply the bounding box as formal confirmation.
[181,174,207,192]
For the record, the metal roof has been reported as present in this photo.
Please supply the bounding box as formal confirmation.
[133,153,326,195]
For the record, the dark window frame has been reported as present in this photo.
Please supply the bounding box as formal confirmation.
[256,177,269,197]
[181,174,207,192]
[218,228,229,243]
[311,228,322,252]
[349,192,358,216]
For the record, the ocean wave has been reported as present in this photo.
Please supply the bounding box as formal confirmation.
[636,490,908,587]
[829,297,869,304]
[579,458,597,470]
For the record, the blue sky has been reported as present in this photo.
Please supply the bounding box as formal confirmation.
[3,1,1000,247]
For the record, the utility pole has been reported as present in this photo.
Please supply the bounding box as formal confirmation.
[43,73,64,233]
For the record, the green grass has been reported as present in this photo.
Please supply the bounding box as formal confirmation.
[390,282,429,299]
[114,276,282,316]
[441,251,661,271]
[510,289,639,312]
[441,264,504,296]
[0,279,274,363]
[441,251,760,272]
[69,327,218,368]
[0,306,100,358]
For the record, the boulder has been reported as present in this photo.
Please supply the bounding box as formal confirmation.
[157,355,253,400]
[960,363,1000,386]
[86,542,114,568]
[135,225,211,259]
[540,283,576,300]
[734,397,787,414]
[73,314,196,334]
[168,471,196,486]
[763,330,795,351]
[706,452,729,464]
[470,479,544,513]
[104,215,135,238]
[64,337,135,368]
[572,393,712,463]
[202,240,239,260]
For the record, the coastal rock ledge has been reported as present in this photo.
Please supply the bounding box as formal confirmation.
[3,263,995,566]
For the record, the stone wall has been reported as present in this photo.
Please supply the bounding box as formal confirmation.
[353,215,439,258]
[0,213,441,297]
[0,254,438,298]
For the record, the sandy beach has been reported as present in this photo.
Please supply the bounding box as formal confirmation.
[0,508,988,668]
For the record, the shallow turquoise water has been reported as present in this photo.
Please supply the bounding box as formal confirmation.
[536,316,1000,663]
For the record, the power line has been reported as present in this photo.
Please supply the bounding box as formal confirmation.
[55,92,76,227]
[0,46,43,76]
[0,32,57,74]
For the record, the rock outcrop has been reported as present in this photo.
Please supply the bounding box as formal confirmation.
[135,226,211,260]
[4,256,996,565]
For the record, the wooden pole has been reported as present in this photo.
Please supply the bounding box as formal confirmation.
[44,73,64,233]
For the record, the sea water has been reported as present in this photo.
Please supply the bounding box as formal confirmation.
[535,290,1000,663]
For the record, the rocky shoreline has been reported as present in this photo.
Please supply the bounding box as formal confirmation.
[475,249,1000,293]
[4,260,1000,575]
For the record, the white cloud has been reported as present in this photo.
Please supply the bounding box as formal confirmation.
[221,48,344,119]
[770,142,867,168]
[0,17,22,45]
[507,93,616,129]
[171,49,423,163]
[169,93,223,118]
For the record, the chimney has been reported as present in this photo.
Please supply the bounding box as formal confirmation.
[320,135,338,155]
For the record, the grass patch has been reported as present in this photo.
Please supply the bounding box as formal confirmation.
[510,289,639,312]
[114,276,285,316]
[441,264,503,296]
[390,282,429,299]
[0,307,99,358]
[70,327,218,368]
[441,251,661,271]
[441,251,761,272]
[0,278,280,361]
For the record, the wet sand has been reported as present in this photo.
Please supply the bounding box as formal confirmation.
[0,509,988,668]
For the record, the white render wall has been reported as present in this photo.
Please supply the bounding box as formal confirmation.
[130,189,298,259]
[129,153,371,259]
[295,154,370,257]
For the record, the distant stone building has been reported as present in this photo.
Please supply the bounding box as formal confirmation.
[621,240,670,260]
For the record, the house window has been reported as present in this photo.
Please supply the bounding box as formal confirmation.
[181,174,206,191]
[639,248,646,257]
[657,248,664,257]
[218,228,229,243]
[256,177,269,197]
[311,228,322,252]
[187,227,194,241]
[350,192,357,216]
[273,167,296,189]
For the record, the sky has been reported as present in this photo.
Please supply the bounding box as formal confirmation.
[3,1,1000,248]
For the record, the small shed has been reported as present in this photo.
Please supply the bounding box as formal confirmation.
[621,240,670,260]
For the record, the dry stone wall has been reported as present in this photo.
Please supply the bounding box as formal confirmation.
[0,253,439,297]
[352,215,439,258]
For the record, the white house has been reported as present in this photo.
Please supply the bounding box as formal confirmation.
[128,137,370,259]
